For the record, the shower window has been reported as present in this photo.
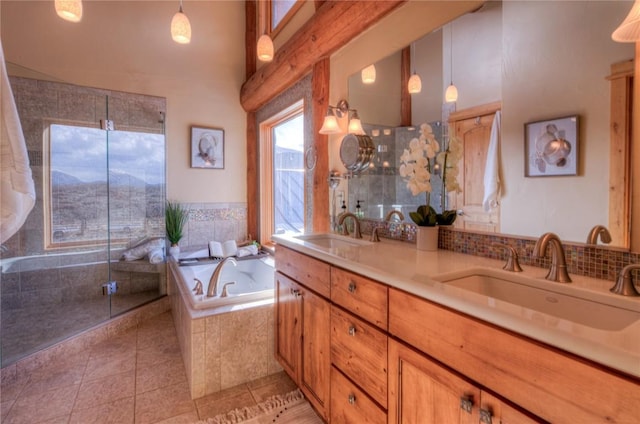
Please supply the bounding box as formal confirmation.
[45,122,165,249]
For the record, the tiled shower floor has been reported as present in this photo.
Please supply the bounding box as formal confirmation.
[0,311,298,423]
[1,291,161,366]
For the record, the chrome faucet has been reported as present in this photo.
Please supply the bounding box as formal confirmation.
[207,257,237,297]
[492,242,523,272]
[193,278,204,295]
[610,263,640,296]
[338,212,362,239]
[586,225,612,245]
[532,232,572,283]
[385,210,405,222]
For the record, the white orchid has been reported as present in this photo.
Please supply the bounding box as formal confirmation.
[435,135,463,194]
[399,124,440,197]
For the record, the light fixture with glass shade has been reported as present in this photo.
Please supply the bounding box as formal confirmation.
[347,110,365,135]
[361,64,376,84]
[408,43,422,94]
[445,23,458,103]
[171,0,192,44]
[612,0,640,42]
[257,33,275,62]
[319,100,365,135]
[55,0,83,23]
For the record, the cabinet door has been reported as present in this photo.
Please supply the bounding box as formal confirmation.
[275,271,301,382]
[389,339,480,424]
[300,285,331,421]
[479,391,544,424]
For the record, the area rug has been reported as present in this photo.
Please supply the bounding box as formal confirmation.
[192,389,323,424]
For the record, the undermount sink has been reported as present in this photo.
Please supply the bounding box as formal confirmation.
[294,233,372,249]
[431,269,640,332]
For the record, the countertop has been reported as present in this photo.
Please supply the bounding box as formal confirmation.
[273,233,640,378]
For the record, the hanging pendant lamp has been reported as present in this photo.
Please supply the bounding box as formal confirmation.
[171,0,192,44]
[408,43,422,94]
[445,24,458,103]
[612,0,640,42]
[55,0,83,23]
[257,34,274,62]
[361,64,376,84]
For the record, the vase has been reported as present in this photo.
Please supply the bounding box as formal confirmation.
[169,244,180,259]
[416,226,439,251]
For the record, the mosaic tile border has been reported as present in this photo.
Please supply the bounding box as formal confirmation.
[360,218,639,282]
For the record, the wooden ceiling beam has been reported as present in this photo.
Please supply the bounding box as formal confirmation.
[240,0,406,113]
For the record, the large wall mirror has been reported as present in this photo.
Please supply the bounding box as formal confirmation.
[346,0,635,249]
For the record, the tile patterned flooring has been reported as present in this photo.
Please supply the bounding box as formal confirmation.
[0,311,298,424]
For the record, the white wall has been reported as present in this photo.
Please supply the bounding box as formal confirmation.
[1,0,246,204]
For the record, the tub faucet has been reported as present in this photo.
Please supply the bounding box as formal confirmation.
[207,257,237,297]
[532,232,572,283]
[338,212,362,239]
[586,225,612,245]
[385,210,405,222]
[610,263,640,296]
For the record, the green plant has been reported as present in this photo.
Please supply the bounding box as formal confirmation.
[436,210,457,226]
[165,200,189,245]
[410,205,438,227]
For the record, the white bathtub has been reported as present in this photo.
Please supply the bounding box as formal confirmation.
[176,255,275,310]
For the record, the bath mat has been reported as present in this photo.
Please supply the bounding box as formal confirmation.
[193,389,323,424]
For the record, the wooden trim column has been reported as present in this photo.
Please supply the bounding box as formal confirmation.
[245,0,257,80]
[400,46,412,126]
[246,111,259,241]
[312,59,330,232]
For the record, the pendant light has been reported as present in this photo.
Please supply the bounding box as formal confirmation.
[445,23,458,103]
[55,0,83,23]
[408,43,422,94]
[257,4,274,62]
[361,64,376,84]
[171,0,192,44]
[612,0,640,42]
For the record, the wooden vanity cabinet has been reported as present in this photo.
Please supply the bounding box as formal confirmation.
[275,247,331,421]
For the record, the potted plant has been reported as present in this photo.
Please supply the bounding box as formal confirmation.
[400,124,460,251]
[165,200,189,258]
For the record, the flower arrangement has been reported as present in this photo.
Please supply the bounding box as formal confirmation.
[399,123,461,226]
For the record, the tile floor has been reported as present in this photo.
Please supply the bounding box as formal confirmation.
[0,311,299,424]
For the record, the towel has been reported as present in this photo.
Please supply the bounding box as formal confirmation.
[237,244,259,257]
[483,111,501,212]
[1,42,36,243]
[148,247,165,264]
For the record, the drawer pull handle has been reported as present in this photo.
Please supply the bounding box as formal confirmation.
[459,396,473,413]
[348,394,356,405]
[479,409,493,424]
[291,289,301,297]
[348,325,357,336]
[348,281,357,293]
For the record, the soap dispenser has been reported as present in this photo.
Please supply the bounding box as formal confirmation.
[355,200,364,218]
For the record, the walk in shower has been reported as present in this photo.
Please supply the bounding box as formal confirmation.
[1,74,167,367]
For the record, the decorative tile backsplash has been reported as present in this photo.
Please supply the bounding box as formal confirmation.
[360,218,639,282]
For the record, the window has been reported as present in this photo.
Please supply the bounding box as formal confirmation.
[268,0,304,36]
[259,101,305,246]
[45,122,165,248]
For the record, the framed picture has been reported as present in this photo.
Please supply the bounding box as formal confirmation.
[525,115,578,177]
[191,126,224,169]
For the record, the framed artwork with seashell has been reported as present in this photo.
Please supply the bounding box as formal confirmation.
[525,115,578,177]
[191,126,225,169]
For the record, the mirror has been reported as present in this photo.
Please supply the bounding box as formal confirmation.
[347,1,635,248]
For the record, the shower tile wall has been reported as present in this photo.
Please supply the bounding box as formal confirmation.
[179,203,249,251]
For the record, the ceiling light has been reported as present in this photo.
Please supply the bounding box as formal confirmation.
[55,0,83,23]
[612,0,640,42]
[408,73,422,94]
[446,23,458,103]
[171,1,191,44]
[361,65,376,84]
[257,34,274,62]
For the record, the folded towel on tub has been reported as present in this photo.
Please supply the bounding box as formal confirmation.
[148,247,165,264]
[237,244,259,257]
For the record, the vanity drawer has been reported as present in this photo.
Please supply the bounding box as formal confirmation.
[331,305,388,408]
[275,246,330,298]
[330,366,386,424]
[331,267,388,330]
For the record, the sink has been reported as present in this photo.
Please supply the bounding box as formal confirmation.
[432,269,640,332]
[294,233,372,249]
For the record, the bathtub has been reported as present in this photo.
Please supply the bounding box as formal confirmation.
[175,254,275,310]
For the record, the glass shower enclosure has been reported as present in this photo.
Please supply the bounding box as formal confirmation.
[0,75,166,367]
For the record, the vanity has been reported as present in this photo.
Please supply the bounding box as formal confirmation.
[272,233,640,423]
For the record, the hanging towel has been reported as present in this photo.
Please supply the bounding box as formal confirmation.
[0,41,35,244]
[482,111,501,212]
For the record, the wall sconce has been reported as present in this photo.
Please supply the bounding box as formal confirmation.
[319,100,365,135]
[361,64,376,84]
[55,0,83,23]
[612,0,640,42]
[171,0,192,44]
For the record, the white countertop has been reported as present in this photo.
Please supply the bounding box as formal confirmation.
[273,233,640,378]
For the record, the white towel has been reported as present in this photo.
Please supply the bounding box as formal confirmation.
[237,244,259,257]
[148,247,165,264]
[1,42,36,243]
[483,111,501,212]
